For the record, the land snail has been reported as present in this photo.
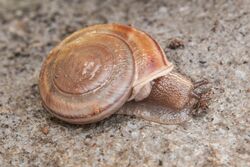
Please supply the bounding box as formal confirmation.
[39,23,209,125]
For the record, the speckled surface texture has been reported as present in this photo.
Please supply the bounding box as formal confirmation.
[0,0,249,166]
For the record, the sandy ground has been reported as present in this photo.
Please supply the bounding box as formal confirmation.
[0,0,249,166]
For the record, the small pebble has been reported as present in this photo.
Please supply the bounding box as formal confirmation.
[41,127,49,135]
[167,38,184,49]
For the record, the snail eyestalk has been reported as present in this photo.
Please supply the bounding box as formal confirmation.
[190,92,201,100]
[191,79,209,100]
[194,79,209,89]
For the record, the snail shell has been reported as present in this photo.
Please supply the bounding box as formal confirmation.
[39,24,173,124]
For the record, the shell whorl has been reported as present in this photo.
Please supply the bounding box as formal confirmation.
[39,27,135,124]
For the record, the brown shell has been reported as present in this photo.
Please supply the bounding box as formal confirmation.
[39,24,173,124]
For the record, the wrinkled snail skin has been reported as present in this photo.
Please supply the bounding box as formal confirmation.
[39,23,202,124]
[147,72,194,110]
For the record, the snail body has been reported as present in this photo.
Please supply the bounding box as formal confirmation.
[39,24,207,124]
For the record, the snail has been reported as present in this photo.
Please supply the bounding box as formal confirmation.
[39,23,209,125]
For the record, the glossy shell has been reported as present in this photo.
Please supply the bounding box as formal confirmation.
[39,24,173,124]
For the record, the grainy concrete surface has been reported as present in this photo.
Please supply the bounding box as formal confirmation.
[0,0,249,166]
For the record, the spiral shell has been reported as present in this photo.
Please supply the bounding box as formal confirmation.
[39,24,173,124]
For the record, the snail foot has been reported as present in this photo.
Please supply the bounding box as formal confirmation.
[117,101,192,125]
